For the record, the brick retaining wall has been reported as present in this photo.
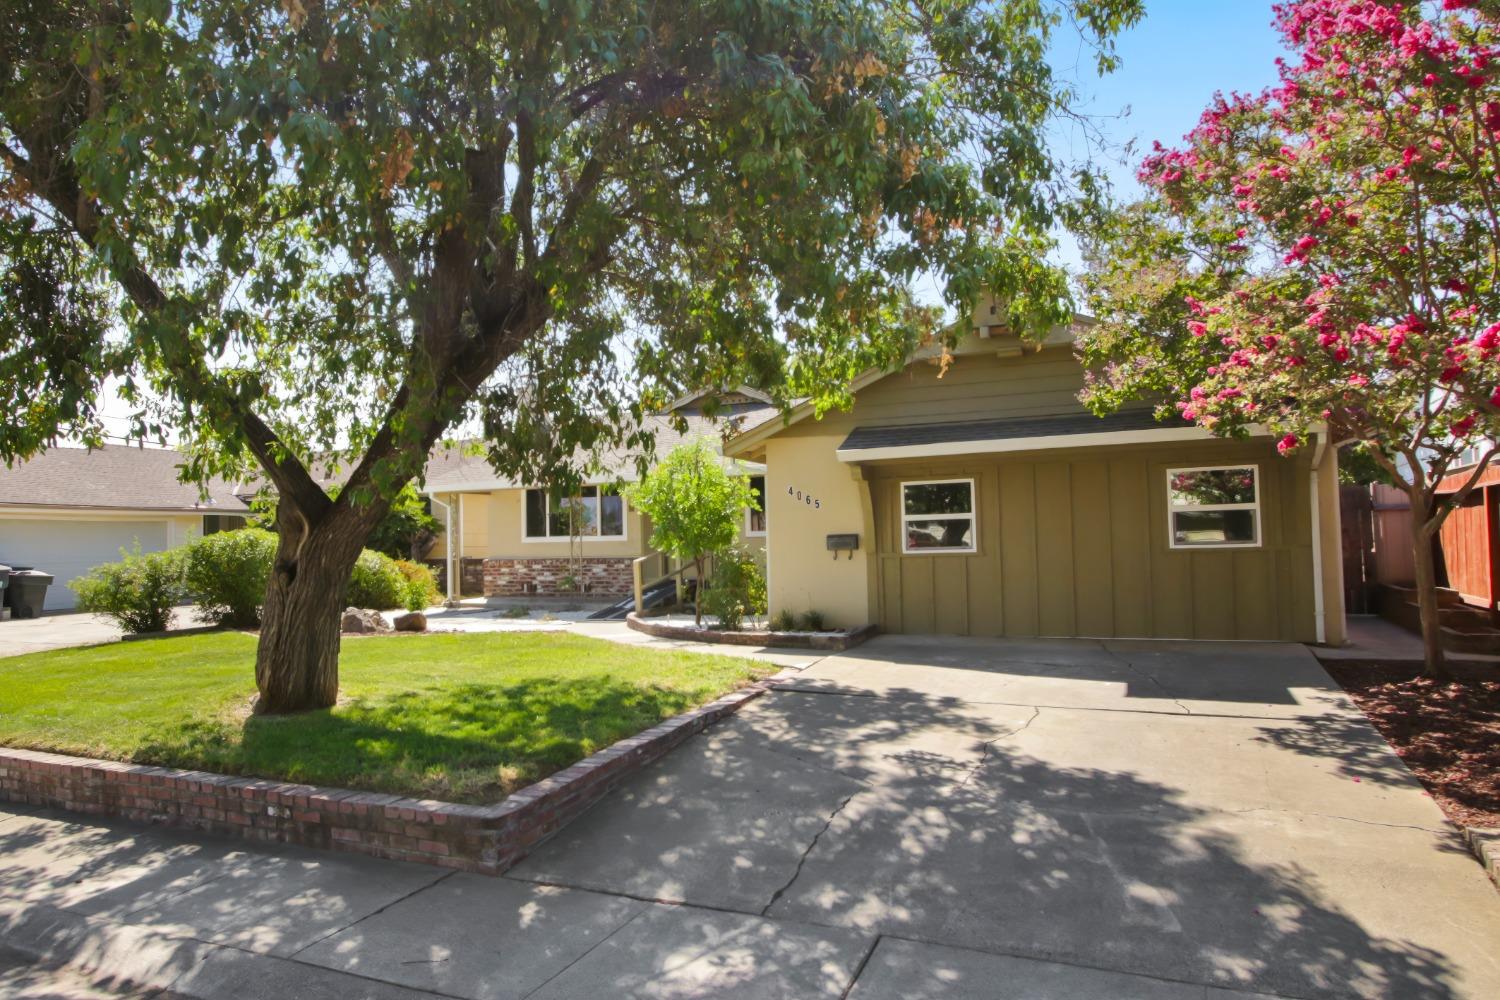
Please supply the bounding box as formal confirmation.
[483,557,635,597]
[0,681,770,875]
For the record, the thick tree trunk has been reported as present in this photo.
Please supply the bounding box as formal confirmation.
[253,506,369,714]
[1409,498,1449,680]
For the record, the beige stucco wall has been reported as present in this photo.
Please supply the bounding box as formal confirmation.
[761,433,876,627]
[427,492,493,559]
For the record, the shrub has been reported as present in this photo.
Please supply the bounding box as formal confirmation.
[185,528,277,627]
[799,609,826,632]
[72,545,188,634]
[348,549,407,610]
[701,547,767,631]
[769,608,798,632]
[394,559,441,612]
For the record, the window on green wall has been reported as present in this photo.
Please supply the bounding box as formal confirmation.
[1166,465,1260,548]
[901,479,976,553]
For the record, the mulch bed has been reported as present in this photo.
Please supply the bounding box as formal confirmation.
[1323,660,1500,829]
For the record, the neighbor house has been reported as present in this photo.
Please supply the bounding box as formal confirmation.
[723,300,1347,644]
[0,445,250,611]
[421,389,775,600]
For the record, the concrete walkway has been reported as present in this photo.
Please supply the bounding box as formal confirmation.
[4,635,1500,998]
[0,608,819,671]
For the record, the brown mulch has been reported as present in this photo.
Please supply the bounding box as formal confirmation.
[1323,660,1500,829]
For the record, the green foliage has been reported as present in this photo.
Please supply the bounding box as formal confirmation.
[72,545,187,635]
[0,631,771,803]
[1339,444,1397,488]
[1,0,1144,491]
[769,608,798,632]
[184,528,277,627]
[344,484,440,559]
[627,441,757,565]
[799,609,827,632]
[347,550,408,611]
[394,559,440,612]
[1,0,1142,701]
[701,547,767,631]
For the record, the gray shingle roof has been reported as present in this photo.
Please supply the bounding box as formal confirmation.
[837,408,1175,453]
[0,446,253,513]
[422,409,778,493]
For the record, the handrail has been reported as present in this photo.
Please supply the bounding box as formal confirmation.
[631,553,715,615]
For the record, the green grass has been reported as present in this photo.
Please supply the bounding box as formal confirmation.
[0,631,770,803]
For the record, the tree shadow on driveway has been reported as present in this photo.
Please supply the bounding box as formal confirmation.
[516,683,1491,998]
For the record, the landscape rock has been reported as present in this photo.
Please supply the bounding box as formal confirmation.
[341,608,391,634]
[393,611,427,632]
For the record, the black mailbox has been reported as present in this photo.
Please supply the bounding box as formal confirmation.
[826,533,859,559]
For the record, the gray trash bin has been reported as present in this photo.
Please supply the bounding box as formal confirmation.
[6,569,53,619]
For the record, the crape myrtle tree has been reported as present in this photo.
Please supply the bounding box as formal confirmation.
[1079,0,1500,676]
[1,0,1143,711]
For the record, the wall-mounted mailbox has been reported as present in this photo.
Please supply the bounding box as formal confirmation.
[826,533,859,560]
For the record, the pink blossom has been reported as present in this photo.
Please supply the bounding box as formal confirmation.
[1276,434,1300,455]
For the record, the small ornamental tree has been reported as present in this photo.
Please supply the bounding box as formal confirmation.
[1081,0,1500,675]
[625,440,757,625]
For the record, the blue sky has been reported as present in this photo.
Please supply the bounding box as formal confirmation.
[1050,0,1290,270]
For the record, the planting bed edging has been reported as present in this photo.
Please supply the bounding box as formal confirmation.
[1468,827,1500,887]
[626,612,877,651]
[0,679,771,875]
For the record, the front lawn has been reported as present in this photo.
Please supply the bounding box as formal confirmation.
[0,631,770,803]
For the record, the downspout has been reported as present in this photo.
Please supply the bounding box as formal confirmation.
[430,494,456,605]
[1309,432,1329,645]
[456,492,465,601]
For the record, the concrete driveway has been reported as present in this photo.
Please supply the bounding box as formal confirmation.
[507,634,1500,998]
[4,635,1500,998]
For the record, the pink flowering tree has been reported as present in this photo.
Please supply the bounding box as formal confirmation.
[1080,0,1500,674]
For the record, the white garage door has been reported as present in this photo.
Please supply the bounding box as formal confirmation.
[0,519,171,611]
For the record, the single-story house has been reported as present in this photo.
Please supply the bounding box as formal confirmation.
[722,307,1347,644]
[0,445,250,611]
[421,389,775,599]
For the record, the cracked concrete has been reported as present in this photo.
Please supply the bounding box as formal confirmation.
[5,633,1500,998]
[762,791,859,916]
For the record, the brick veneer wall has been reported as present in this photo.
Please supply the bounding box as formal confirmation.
[483,557,635,597]
[0,681,770,875]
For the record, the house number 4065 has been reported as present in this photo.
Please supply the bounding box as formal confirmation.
[788,485,822,509]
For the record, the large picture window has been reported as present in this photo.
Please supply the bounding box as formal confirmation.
[901,479,976,553]
[746,475,767,536]
[1167,466,1260,548]
[524,485,626,540]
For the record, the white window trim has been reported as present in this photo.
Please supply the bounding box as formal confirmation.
[1166,464,1262,549]
[522,485,629,542]
[900,477,978,555]
[746,475,767,537]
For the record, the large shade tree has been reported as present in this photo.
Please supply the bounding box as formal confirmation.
[2,0,1142,711]
[1079,0,1500,675]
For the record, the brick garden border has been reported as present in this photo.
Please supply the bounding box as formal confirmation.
[0,679,772,875]
[627,612,877,651]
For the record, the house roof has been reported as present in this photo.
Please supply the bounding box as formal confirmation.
[0,445,253,514]
[837,409,1169,453]
[421,409,778,495]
